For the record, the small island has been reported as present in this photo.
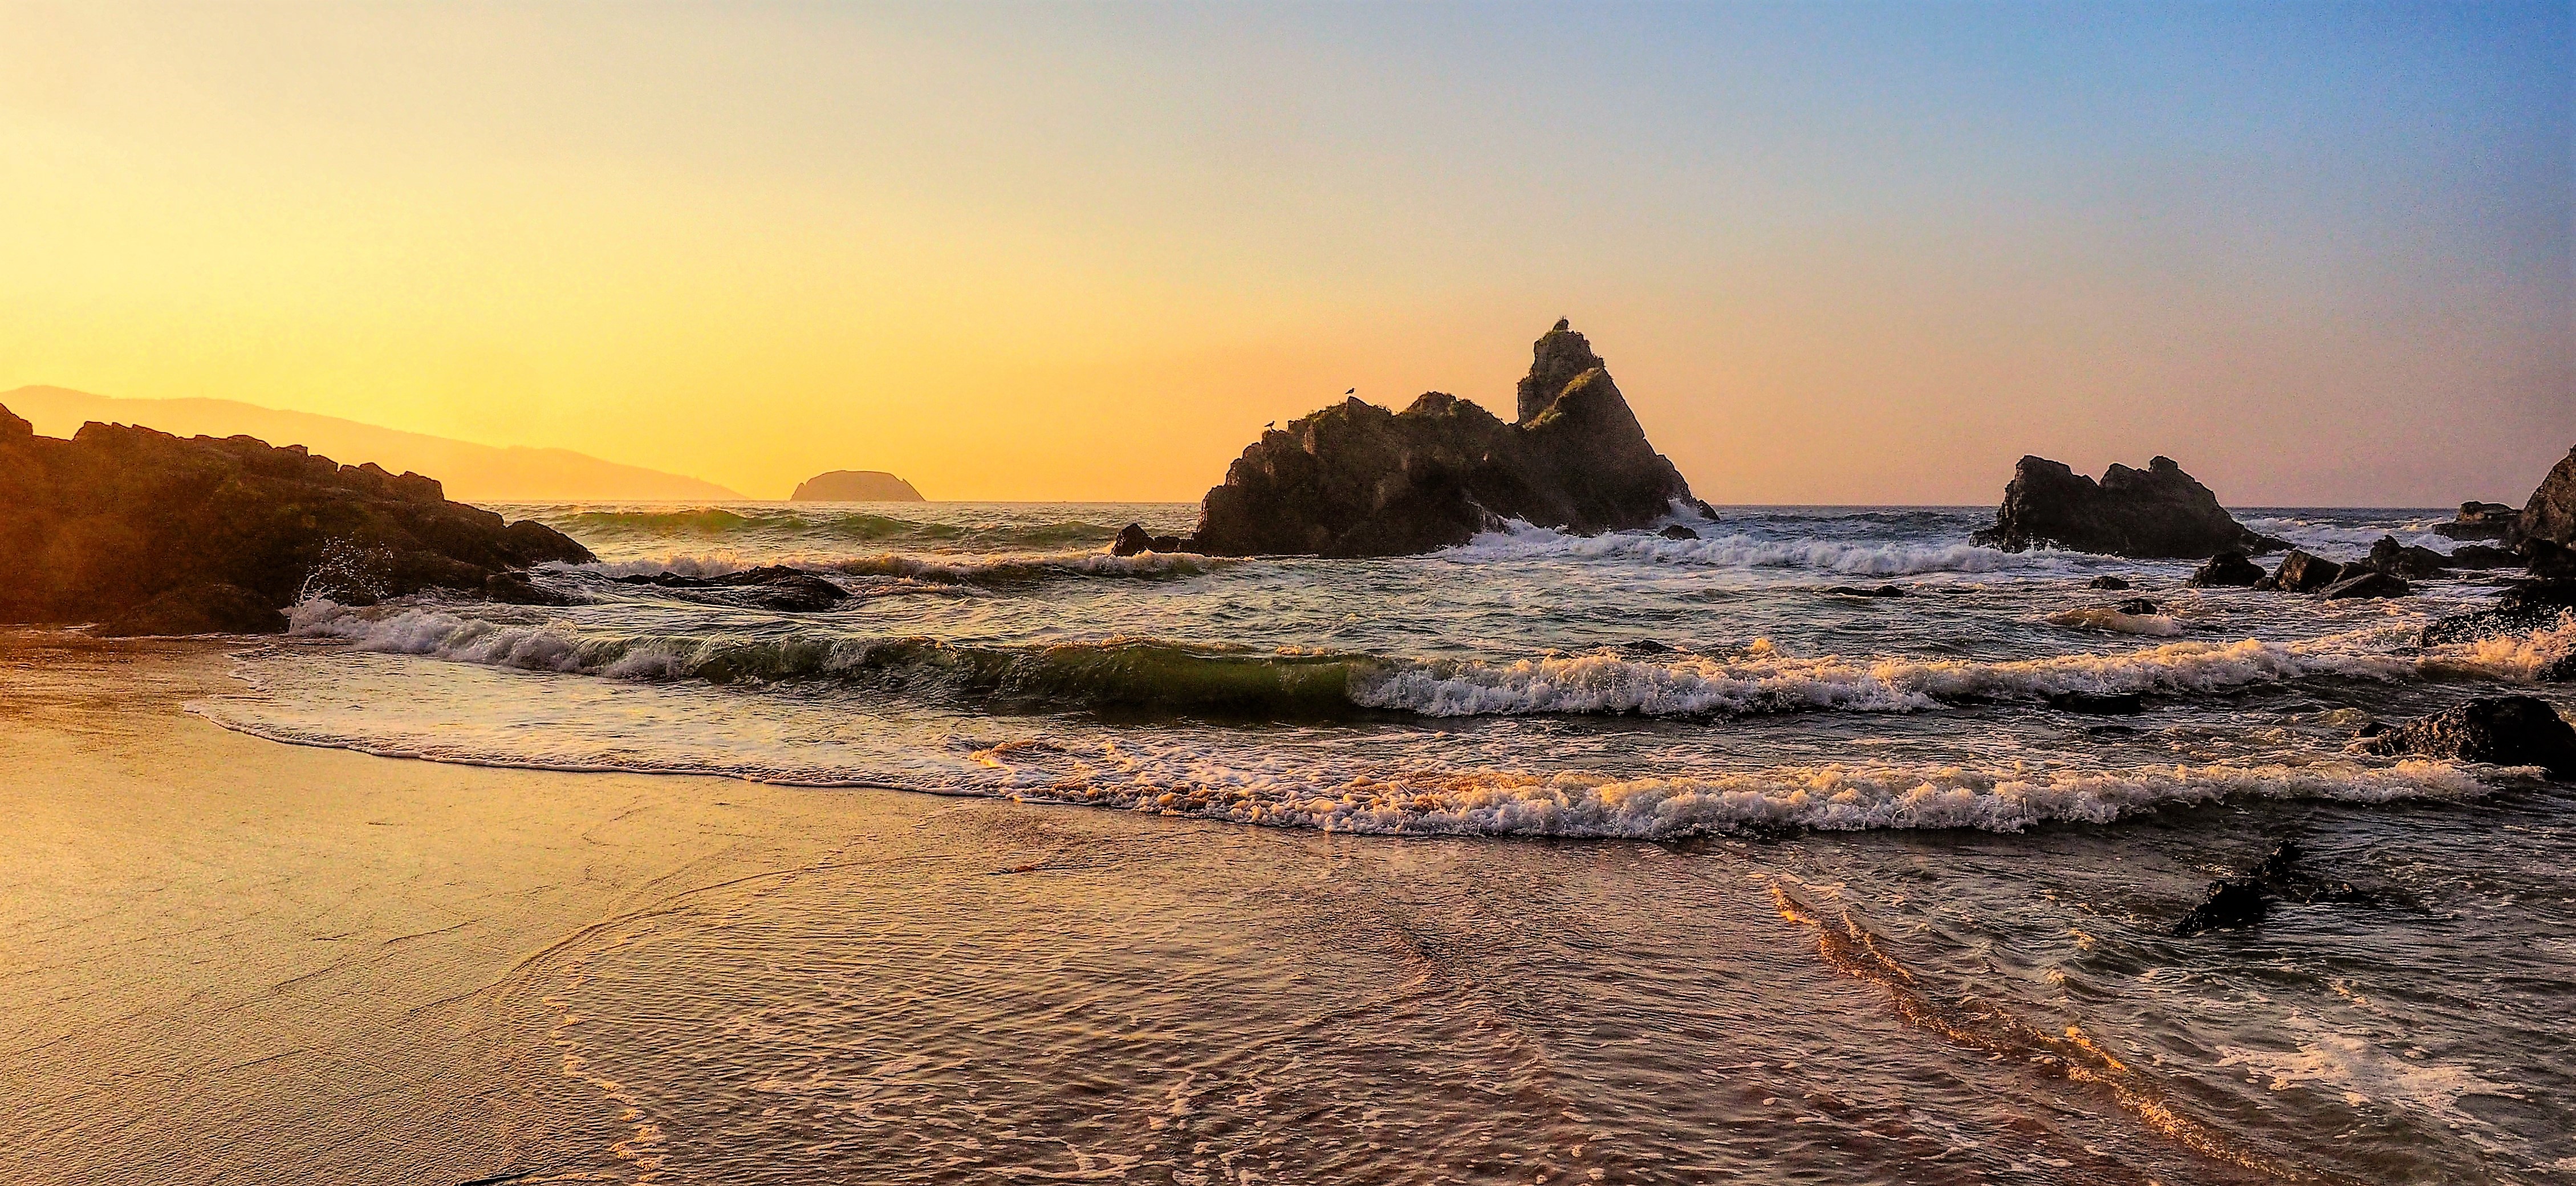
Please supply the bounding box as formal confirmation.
[790,470,924,501]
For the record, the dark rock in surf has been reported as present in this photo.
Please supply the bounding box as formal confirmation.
[2259,550,2346,594]
[2114,598,2160,616]
[2172,841,2366,936]
[2364,536,2449,580]
[2187,550,2264,588]
[0,404,592,633]
[1176,322,1701,557]
[2319,570,2409,600]
[2359,696,2576,778]
[620,564,850,612]
[1112,523,1156,557]
[1659,525,1701,541]
[2172,877,2269,936]
[2525,539,2576,581]
[96,582,289,637]
[2444,544,2518,570]
[1970,454,2277,558]
[2048,691,2144,715]
[2419,579,2576,647]
[1825,584,1905,599]
[2088,575,2132,590]
[2435,501,2518,541]
[484,570,583,607]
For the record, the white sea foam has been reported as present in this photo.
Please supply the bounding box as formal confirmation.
[561,548,1226,584]
[1441,521,2053,576]
[2044,607,2187,637]
[2238,516,2451,554]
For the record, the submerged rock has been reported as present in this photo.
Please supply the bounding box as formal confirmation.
[790,470,924,501]
[2187,550,2265,588]
[1824,584,1906,599]
[2359,696,2576,778]
[1659,524,1701,541]
[1177,322,1703,557]
[2319,570,2409,600]
[618,565,850,612]
[2049,691,2144,715]
[2113,598,2160,615]
[0,405,591,633]
[2172,840,2366,936]
[484,570,583,607]
[1970,454,2277,558]
[2087,574,2132,590]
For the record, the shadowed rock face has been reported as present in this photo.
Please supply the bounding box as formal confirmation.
[0,405,592,633]
[2517,445,2575,551]
[790,470,924,501]
[1971,455,2275,559]
[1180,321,1701,558]
[2360,695,2576,778]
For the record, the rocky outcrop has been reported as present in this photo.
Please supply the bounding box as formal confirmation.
[2257,550,2347,594]
[2187,550,2264,587]
[1971,456,2277,558]
[2517,446,2576,552]
[2420,579,2576,647]
[611,566,850,612]
[2318,570,2408,600]
[1172,321,1703,557]
[0,405,592,633]
[1111,523,1182,557]
[2088,574,2132,590]
[790,470,924,501]
[2435,501,2518,541]
[2365,536,2450,580]
[2359,696,2576,778]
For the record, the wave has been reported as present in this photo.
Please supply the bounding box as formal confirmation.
[561,547,1228,587]
[546,507,1126,549]
[2238,515,2451,554]
[1442,522,2053,576]
[286,601,2550,720]
[2045,607,2187,637]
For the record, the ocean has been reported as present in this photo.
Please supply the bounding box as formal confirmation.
[184,502,2575,1183]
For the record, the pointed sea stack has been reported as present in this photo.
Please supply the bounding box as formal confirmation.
[1972,455,2277,559]
[1173,320,1704,557]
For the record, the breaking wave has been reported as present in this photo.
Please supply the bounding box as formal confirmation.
[285,602,2546,720]
[563,548,1228,586]
[543,506,1124,550]
[1443,522,2055,576]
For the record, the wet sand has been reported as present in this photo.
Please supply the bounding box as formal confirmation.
[7,633,2562,1184]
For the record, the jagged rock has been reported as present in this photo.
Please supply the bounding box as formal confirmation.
[1659,525,1701,541]
[2173,841,2366,936]
[2320,570,2409,600]
[1971,455,2277,558]
[2188,550,2264,587]
[2419,579,2576,647]
[2114,598,2160,615]
[2361,696,2576,777]
[0,406,591,633]
[2088,575,2132,590]
[2435,501,2519,541]
[619,564,849,612]
[790,470,924,501]
[2259,550,2346,593]
[2517,445,2576,551]
[485,570,582,607]
[2365,536,2449,580]
[95,582,289,637]
[1179,323,1701,557]
[1112,523,1155,557]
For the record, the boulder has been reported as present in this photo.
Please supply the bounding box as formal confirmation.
[484,570,583,607]
[2419,579,2576,647]
[1824,584,1905,598]
[2444,544,2518,570]
[621,564,850,612]
[2435,501,2518,541]
[2187,550,2265,588]
[790,470,924,501]
[1177,322,1702,557]
[95,582,289,637]
[2260,550,2347,594]
[2364,536,2449,580]
[2319,570,2409,600]
[2360,695,2576,778]
[0,408,592,633]
[1110,523,1184,556]
[2087,575,2132,590]
[2526,539,2576,581]
[2516,445,2576,551]
[1970,455,2277,558]
[2114,598,2160,615]
[1658,525,1701,541]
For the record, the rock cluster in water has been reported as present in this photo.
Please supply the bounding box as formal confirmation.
[2360,695,2576,778]
[791,470,924,501]
[1119,320,1704,558]
[0,405,592,635]
[1972,455,2279,559]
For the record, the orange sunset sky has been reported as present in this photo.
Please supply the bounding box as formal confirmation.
[3,3,2567,503]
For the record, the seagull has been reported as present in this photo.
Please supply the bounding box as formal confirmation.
[1265,421,1277,430]
[1346,388,1356,394]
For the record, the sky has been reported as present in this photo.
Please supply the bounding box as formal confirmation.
[1,2,2567,504]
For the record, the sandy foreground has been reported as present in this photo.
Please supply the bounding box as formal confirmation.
[0,634,929,1183]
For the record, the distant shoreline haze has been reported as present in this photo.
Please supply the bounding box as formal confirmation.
[5,387,745,503]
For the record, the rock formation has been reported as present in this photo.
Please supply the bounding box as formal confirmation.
[2187,551,2264,587]
[0,405,592,634]
[1166,321,1704,557]
[1970,456,2277,558]
[2435,501,2518,541]
[2256,550,2347,594]
[791,470,924,501]
[2516,445,2575,552]
[2360,696,2576,778]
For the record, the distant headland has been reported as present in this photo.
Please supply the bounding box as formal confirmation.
[791,470,925,501]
